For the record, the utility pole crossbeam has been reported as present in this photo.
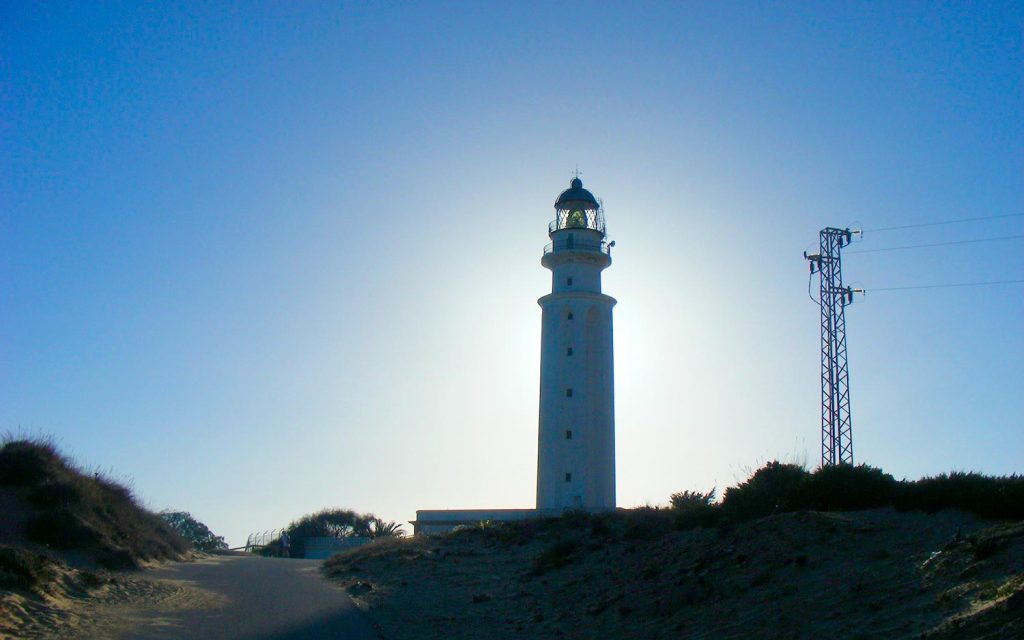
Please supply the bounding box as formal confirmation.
[805,227,858,467]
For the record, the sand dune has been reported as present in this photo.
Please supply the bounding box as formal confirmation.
[0,556,225,640]
[326,509,1023,639]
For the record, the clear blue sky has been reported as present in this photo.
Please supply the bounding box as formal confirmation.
[2,2,1021,546]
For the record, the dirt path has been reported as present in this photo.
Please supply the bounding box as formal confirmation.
[119,555,383,639]
[2,555,384,640]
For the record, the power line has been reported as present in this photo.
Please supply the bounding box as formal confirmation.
[846,234,1024,254]
[862,213,1024,233]
[807,271,818,304]
[865,279,1024,293]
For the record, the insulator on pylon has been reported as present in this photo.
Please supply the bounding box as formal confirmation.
[848,221,863,240]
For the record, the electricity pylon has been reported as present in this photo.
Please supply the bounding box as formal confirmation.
[805,227,861,466]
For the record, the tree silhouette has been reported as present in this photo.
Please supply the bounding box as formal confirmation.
[159,511,228,551]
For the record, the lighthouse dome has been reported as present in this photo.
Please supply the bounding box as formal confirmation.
[555,177,598,208]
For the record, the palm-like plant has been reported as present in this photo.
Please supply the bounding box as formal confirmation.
[369,517,406,538]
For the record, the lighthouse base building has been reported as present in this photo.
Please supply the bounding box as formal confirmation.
[413,177,616,534]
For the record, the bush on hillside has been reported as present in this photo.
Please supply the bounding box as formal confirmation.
[706,461,1022,525]
[261,508,405,558]
[798,464,897,512]
[0,438,64,486]
[454,510,619,546]
[288,508,373,542]
[670,489,716,510]
[721,462,809,521]
[621,507,674,541]
[895,472,1024,520]
[24,510,101,550]
[669,488,721,530]
[0,545,58,594]
[0,437,188,567]
[531,539,579,576]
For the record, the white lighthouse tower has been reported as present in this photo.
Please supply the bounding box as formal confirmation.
[412,177,618,533]
[536,177,616,511]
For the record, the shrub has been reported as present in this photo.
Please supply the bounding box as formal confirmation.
[669,488,721,530]
[287,508,372,545]
[540,510,615,539]
[0,545,58,593]
[26,481,81,509]
[94,548,139,570]
[368,518,406,538]
[718,461,1021,523]
[722,462,809,521]
[621,507,672,541]
[798,464,897,512]
[670,489,716,510]
[0,437,63,486]
[588,513,612,538]
[895,472,1024,520]
[531,539,578,575]
[266,508,405,558]
[25,511,102,550]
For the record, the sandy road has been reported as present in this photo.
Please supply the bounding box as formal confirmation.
[119,555,383,640]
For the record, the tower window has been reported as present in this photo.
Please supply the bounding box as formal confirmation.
[567,277,573,286]
[565,429,572,440]
[565,473,572,482]
[566,388,573,398]
[567,311,574,320]
[566,347,573,356]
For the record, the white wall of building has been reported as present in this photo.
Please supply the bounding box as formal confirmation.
[536,226,616,510]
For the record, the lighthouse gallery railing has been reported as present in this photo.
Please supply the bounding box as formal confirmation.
[542,239,611,256]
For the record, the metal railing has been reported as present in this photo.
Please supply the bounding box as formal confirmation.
[549,218,606,235]
[244,529,280,552]
[543,239,611,256]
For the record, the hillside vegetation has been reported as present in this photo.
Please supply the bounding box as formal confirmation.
[325,463,1024,640]
[159,511,228,552]
[257,508,405,558]
[675,462,1024,528]
[0,439,232,638]
[0,437,188,613]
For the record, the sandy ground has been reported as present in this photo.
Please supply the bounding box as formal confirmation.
[0,556,227,640]
[325,509,1024,640]
[1,555,381,640]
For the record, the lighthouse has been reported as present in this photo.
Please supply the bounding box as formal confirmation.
[536,177,616,511]
[412,177,619,533]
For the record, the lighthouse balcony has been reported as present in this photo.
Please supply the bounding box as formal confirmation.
[543,239,611,256]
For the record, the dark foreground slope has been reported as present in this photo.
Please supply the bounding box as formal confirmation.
[0,438,186,570]
[325,509,1023,640]
[0,438,189,636]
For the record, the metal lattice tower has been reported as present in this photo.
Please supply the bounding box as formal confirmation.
[805,227,858,466]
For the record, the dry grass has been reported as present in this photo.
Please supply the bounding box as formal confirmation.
[0,437,187,571]
[0,546,60,595]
